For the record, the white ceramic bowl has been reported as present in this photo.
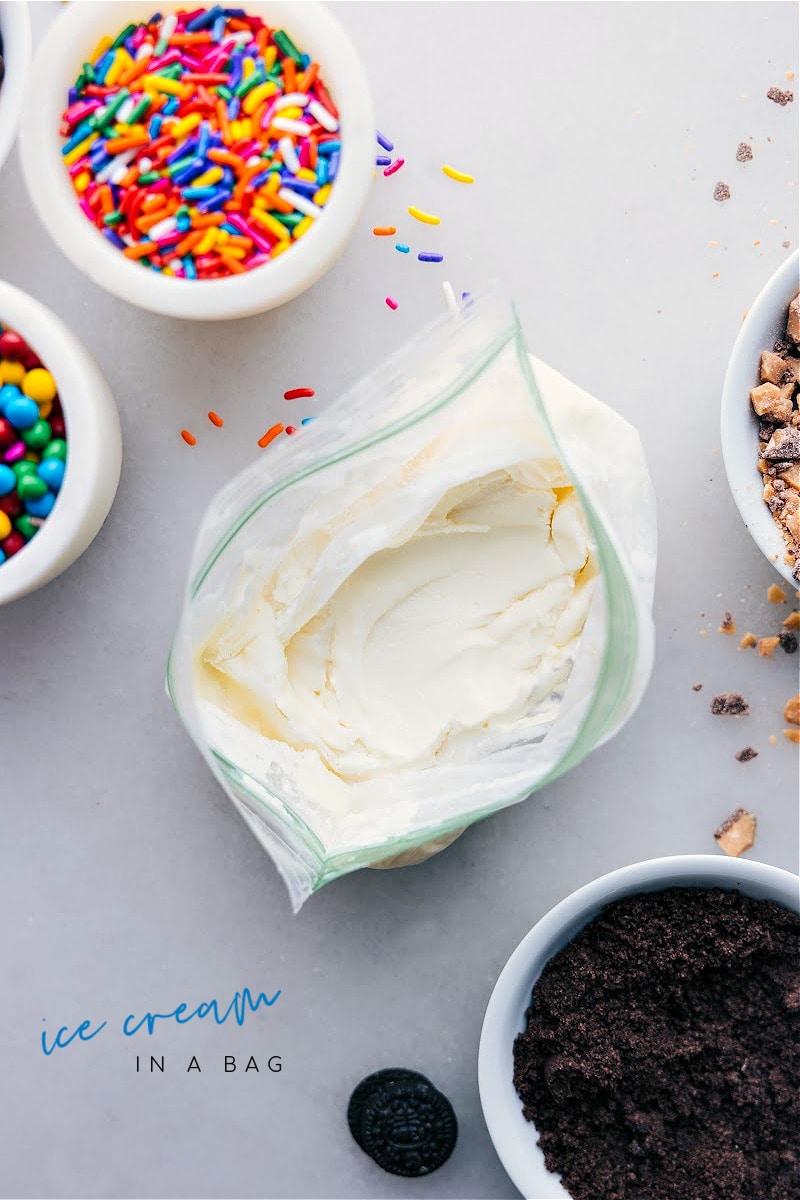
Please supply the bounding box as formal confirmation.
[721,252,800,586]
[478,854,800,1200]
[18,1,374,321]
[0,0,31,176]
[0,280,121,605]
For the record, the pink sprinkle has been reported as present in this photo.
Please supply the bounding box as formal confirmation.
[385,296,398,310]
[383,158,405,177]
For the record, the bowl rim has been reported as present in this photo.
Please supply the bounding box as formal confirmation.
[18,0,375,321]
[0,0,32,177]
[0,279,122,604]
[721,250,800,587]
[478,853,800,1200]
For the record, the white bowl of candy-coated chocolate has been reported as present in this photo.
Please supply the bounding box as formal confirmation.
[0,280,121,605]
[478,854,800,1200]
[721,251,800,587]
[0,0,31,177]
[18,1,375,321]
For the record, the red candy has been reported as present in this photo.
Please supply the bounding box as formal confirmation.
[50,416,66,439]
[0,330,26,359]
[0,495,24,517]
[0,418,15,449]
[1,531,26,557]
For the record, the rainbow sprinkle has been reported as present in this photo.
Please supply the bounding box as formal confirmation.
[61,9,340,280]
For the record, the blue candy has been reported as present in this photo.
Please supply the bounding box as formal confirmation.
[0,383,21,416]
[36,458,65,492]
[0,464,16,496]
[25,491,56,518]
[4,395,39,430]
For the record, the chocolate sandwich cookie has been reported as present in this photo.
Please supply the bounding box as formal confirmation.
[348,1069,457,1177]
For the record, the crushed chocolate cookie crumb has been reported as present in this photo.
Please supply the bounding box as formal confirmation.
[784,694,800,724]
[719,611,736,634]
[714,807,757,856]
[736,141,753,161]
[711,692,750,715]
[692,683,703,691]
[740,631,758,648]
[735,746,759,762]
[713,181,731,202]
[767,86,794,105]
[779,631,798,653]
[758,635,781,657]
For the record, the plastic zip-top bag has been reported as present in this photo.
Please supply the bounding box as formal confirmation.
[168,293,656,910]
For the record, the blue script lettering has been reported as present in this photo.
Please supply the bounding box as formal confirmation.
[122,987,281,1037]
[41,1018,107,1056]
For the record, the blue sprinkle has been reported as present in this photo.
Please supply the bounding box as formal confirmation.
[182,186,217,201]
[211,13,226,42]
[301,417,316,426]
[162,97,180,116]
[186,5,221,31]
[376,155,391,166]
[183,257,197,281]
[376,130,394,152]
[68,87,79,106]
[176,213,192,232]
[228,55,243,92]
[148,12,163,23]
[103,229,127,249]
[222,8,247,15]
[395,243,410,254]
[197,121,211,158]
[62,120,96,155]
[280,175,316,196]
[328,150,340,182]
[148,114,163,138]
[94,50,116,82]
[316,159,329,187]
[227,96,241,120]
[300,53,311,70]
[167,136,199,165]
[172,159,207,186]
[220,165,236,188]
[317,139,340,158]
[220,222,241,236]
[418,252,444,263]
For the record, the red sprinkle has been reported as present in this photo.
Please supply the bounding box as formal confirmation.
[283,387,316,401]
[384,158,405,177]
[385,296,398,310]
[208,411,224,427]
[180,429,197,445]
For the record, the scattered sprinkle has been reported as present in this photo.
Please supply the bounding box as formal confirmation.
[395,242,410,253]
[376,130,394,152]
[736,142,753,162]
[713,181,731,202]
[385,296,398,310]
[180,429,196,446]
[284,387,315,401]
[376,155,391,167]
[418,251,444,263]
[207,411,223,428]
[735,746,759,762]
[285,425,298,435]
[258,422,284,448]
[441,164,474,184]
[408,206,440,225]
[442,281,458,316]
[373,226,397,236]
[767,87,794,105]
[384,158,404,177]
[301,416,316,425]
[768,582,787,603]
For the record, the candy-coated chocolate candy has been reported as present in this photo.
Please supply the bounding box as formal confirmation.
[22,368,57,405]
[17,474,48,502]
[37,457,65,491]
[37,400,53,421]
[21,419,52,450]
[0,360,25,386]
[0,331,26,359]
[1,530,25,557]
[15,515,40,540]
[0,383,20,415]
[11,460,37,482]
[0,463,15,495]
[0,494,23,517]
[0,418,14,449]
[4,394,39,430]
[49,416,66,438]
[25,491,56,518]
[42,438,67,461]
[3,442,26,464]
[0,549,5,564]
[0,511,11,540]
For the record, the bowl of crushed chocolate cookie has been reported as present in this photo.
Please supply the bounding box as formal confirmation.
[478,855,800,1200]
[722,251,800,585]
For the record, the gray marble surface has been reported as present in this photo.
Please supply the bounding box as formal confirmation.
[1,3,798,1198]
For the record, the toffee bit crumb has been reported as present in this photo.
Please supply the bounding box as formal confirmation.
[740,631,758,648]
[714,807,757,856]
[767,87,794,106]
[711,692,750,715]
[758,635,781,657]
[784,694,800,724]
[785,728,800,743]
[769,733,779,745]
[735,746,759,762]
[713,181,731,201]
[784,240,792,249]
[768,583,788,603]
[736,142,753,162]
[783,611,800,629]
[719,611,736,635]
[779,631,798,653]
[692,683,703,692]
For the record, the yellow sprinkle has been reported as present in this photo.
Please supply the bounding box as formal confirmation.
[314,184,331,206]
[105,48,132,89]
[73,170,91,194]
[163,266,176,277]
[271,239,290,259]
[169,113,202,141]
[216,229,230,246]
[251,209,291,241]
[242,56,255,80]
[242,80,278,115]
[408,206,441,225]
[195,229,218,255]
[293,215,314,240]
[221,245,247,260]
[442,163,475,184]
[229,118,252,141]
[64,132,98,166]
[192,166,223,188]
[143,76,187,97]
[296,168,317,183]
[88,35,113,63]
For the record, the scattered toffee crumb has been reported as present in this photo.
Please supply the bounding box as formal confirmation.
[692,683,703,691]
[714,808,757,856]
[736,141,753,161]
[719,611,736,634]
[711,692,750,715]
[713,180,731,201]
[783,240,791,249]
[735,746,759,762]
[779,631,798,654]
[767,87,794,106]
[512,888,800,1200]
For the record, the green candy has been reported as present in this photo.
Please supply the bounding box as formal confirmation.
[42,438,67,462]
[21,419,52,450]
[11,459,37,482]
[14,515,40,541]
[17,473,48,501]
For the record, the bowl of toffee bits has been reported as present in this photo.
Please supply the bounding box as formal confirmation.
[722,251,800,586]
[478,855,800,1200]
